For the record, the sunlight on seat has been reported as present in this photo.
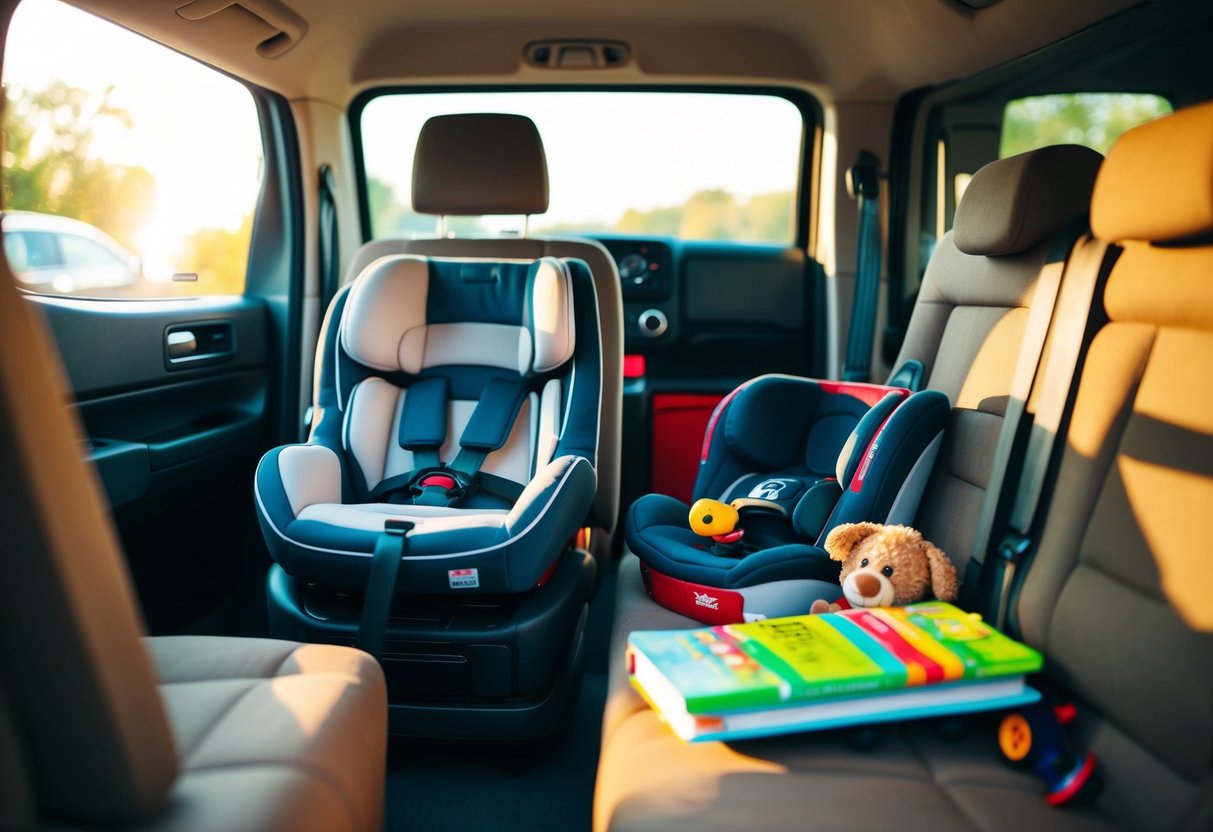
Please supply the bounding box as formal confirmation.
[1121,455,1213,633]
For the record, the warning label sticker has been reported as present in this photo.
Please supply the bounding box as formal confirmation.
[448,568,480,589]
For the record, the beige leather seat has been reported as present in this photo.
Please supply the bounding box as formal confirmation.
[593,105,1213,832]
[0,242,387,828]
[341,113,625,561]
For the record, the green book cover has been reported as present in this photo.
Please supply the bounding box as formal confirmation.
[628,601,1042,718]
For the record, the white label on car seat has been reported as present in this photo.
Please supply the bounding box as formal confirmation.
[694,591,719,611]
[448,568,480,589]
[748,478,791,500]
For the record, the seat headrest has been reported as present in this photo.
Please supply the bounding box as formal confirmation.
[953,144,1103,256]
[411,113,550,216]
[1091,102,1213,243]
[341,255,575,376]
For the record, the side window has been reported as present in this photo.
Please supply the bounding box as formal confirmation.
[1000,93,1172,157]
[2,0,264,298]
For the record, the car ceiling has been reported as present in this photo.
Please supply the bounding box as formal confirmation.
[67,0,1146,104]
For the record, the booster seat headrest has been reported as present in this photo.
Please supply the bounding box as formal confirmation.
[340,254,575,376]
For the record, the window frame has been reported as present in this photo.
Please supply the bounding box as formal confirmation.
[348,84,822,251]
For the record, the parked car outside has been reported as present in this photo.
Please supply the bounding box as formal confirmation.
[1,210,141,293]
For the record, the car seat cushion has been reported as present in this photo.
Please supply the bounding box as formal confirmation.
[340,255,574,376]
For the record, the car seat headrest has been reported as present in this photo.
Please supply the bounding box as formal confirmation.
[341,254,574,376]
[1091,101,1213,244]
[953,144,1103,256]
[411,113,550,216]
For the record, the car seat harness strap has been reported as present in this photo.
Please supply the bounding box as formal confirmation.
[368,377,529,507]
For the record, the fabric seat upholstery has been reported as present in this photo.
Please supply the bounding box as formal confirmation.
[0,232,387,830]
[594,108,1213,831]
[255,252,602,595]
[344,113,625,560]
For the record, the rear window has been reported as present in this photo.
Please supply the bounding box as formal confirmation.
[359,91,806,245]
[1000,93,1172,158]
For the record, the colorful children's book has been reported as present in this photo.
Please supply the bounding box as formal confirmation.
[627,601,1042,743]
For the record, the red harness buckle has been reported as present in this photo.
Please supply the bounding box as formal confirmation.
[418,473,459,491]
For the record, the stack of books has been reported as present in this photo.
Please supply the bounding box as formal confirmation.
[627,601,1042,743]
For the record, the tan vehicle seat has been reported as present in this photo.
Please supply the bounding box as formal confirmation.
[0,243,387,828]
[593,104,1213,831]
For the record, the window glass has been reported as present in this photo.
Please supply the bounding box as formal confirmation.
[360,91,805,245]
[2,0,264,298]
[1000,93,1172,158]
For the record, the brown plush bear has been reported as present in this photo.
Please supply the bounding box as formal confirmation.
[809,522,959,614]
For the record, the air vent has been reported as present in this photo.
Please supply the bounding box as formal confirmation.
[525,40,631,70]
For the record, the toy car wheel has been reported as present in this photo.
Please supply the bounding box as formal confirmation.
[999,712,1033,763]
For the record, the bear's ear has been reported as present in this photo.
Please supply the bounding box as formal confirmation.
[923,540,959,601]
[823,522,883,562]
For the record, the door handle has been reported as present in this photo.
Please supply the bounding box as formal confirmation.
[166,330,198,359]
[165,321,234,368]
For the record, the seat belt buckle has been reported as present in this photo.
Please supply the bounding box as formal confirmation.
[998,531,1032,564]
[408,467,474,499]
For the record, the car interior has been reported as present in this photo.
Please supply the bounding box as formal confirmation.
[1,1,1211,830]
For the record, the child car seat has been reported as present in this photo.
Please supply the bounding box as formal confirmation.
[626,375,949,623]
[255,250,604,738]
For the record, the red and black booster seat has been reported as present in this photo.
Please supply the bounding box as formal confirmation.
[625,374,949,623]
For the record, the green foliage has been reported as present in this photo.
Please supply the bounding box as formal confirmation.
[1000,93,1172,158]
[3,80,154,250]
[606,189,793,243]
[173,211,253,295]
[368,173,795,244]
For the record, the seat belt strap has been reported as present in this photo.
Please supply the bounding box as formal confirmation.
[989,238,1115,630]
[356,519,414,659]
[967,221,1085,581]
[318,164,341,311]
[843,150,882,383]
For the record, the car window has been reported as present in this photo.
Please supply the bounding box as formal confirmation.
[1000,93,1172,158]
[1,0,264,298]
[58,233,127,269]
[359,90,807,245]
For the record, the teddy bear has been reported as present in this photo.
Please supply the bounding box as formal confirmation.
[809,522,959,614]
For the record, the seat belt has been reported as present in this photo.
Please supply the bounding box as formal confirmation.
[989,239,1115,632]
[318,164,341,311]
[356,519,414,659]
[963,229,1112,624]
[842,150,881,383]
[961,224,1081,612]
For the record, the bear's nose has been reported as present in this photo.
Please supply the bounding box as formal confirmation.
[854,572,882,598]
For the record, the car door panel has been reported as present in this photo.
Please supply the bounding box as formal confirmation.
[28,293,272,631]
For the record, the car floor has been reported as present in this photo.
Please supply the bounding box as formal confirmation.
[382,558,617,832]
